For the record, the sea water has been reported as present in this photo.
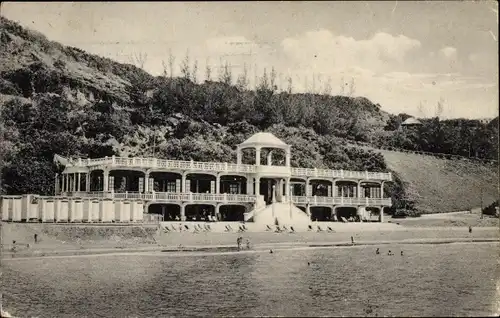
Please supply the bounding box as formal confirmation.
[2,242,499,317]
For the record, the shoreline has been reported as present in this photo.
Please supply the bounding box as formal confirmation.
[3,236,499,260]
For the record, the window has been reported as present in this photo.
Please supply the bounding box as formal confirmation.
[166,181,176,193]
[229,184,239,194]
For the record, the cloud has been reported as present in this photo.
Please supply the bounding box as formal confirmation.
[439,46,458,59]
[280,29,421,74]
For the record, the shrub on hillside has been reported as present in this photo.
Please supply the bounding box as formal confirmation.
[482,200,499,217]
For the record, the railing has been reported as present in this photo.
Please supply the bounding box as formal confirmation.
[71,156,392,181]
[290,168,391,181]
[59,192,257,203]
[291,196,392,206]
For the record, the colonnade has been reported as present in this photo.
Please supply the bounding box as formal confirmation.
[57,170,386,202]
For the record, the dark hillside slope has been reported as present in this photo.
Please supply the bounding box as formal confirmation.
[381,150,498,213]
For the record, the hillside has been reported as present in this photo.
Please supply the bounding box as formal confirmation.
[0,16,498,216]
[0,17,392,193]
[380,149,498,213]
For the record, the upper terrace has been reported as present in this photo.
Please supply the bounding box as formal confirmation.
[61,156,391,181]
[57,132,392,182]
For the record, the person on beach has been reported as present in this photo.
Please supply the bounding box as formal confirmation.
[351,236,354,244]
[237,236,243,251]
[400,251,404,256]
[376,248,380,255]
[469,226,472,234]
[34,233,38,243]
[246,239,251,250]
[388,250,393,256]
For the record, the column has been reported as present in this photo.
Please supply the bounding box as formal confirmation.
[267,150,273,166]
[306,180,312,196]
[216,174,221,194]
[77,173,81,192]
[285,146,291,167]
[279,179,284,198]
[357,182,362,198]
[180,204,186,221]
[381,182,385,198]
[66,174,70,192]
[285,178,290,202]
[379,207,384,222]
[255,147,261,166]
[55,173,59,195]
[255,176,260,196]
[62,173,66,193]
[86,173,90,192]
[236,147,242,164]
[181,173,187,193]
[144,172,150,193]
[103,170,109,192]
[72,174,76,192]
[246,178,253,195]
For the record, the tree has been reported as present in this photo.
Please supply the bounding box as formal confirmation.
[161,60,168,78]
[348,77,356,97]
[322,76,332,95]
[192,59,199,83]
[180,50,191,80]
[130,52,148,69]
[168,49,175,79]
[287,75,293,94]
[236,63,249,90]
[270,67,277,91]
[205,57,212,82]
[222,61,232,85]
[435,97,445,118]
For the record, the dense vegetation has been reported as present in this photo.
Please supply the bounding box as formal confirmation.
[374,114,498,160]
[0,17,497,214]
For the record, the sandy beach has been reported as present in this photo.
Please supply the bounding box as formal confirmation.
[2,211,498,259]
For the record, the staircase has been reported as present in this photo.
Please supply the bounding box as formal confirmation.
[249,202,311,227]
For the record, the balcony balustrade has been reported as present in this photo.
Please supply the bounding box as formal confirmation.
[59,191,391,206]
[73,156,392,181]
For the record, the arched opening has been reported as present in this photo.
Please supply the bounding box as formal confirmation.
[262,148,286,166]
[185,204,215,221]
[109,170,145,193]
[290,178,306,196]
[150,172,182,193]
[359,182,382,198]
[259,178,279,204]
[310,180,333,197]
[336,207,358,221]
[219,205,246,222]
[336,181,358,198]
[220,175,247,194]
[148,203,181,221]
[366,207,381,222]
[310,206,333,221]
[90,170,104,191]
[186,174,216,194]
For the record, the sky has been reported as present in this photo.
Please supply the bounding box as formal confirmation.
[1,1,498,119]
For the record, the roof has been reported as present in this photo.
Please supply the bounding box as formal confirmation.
[401,117,422,126]
[239,132,288,149]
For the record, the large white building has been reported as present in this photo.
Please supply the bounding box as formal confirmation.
[50,132,392,225]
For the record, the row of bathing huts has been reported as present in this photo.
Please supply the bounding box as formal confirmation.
[1,195,144,223]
